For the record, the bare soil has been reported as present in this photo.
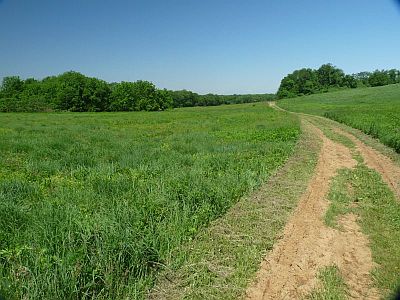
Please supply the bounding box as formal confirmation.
[246,120,380,299]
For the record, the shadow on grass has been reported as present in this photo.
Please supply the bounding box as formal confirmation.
[391,286,400,300]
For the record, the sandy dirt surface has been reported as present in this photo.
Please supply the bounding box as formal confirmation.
[246,120,380,299]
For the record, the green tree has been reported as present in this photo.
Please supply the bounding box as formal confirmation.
[388,69,400,84]
[132,80,159,111]
[109,80,171,111]
[316,64,345,88]
[343,75,357,88]
[82,78,111,112]
[293,68,320,95]
[368,70,390,87]
[353,72,372,86]
[56,71,87,111]
[169,90,200,107]
[155,89,173,110]
[1,76,24,97]
[277,77,297,98]
[109,81,136,111]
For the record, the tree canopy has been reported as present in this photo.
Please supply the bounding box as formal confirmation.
[0,71,275,112]
[0,72,174,112]
[277,64,400,99]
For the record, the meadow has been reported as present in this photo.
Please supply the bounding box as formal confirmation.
[279,83,400,152]
[0,103,299,299]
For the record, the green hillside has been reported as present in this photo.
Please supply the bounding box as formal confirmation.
[279,84,400,152]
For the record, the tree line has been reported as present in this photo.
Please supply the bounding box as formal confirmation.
[0,71,275,112]
[4,65,395,111]
[169,90,275,108]
[277,64,400,99]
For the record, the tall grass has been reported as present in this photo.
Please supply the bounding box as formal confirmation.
[0,103,299,299]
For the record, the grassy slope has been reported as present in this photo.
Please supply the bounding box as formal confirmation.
[0,103,300,299]
[278,84,400,152]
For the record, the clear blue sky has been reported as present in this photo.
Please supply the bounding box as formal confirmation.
[1,0,399,94]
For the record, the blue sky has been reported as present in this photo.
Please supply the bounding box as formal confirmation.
[0,0,399,94]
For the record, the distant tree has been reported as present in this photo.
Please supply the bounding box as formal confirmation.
[277,68,320,98]
[56,72,89,111]
[197,94,218,106]
[295,69,318,94]
[343,75,358,88]
[155,89,173,110]
[316,64,345,88]
[24,78,38,85]
[276,64,400,99]
[109,81,136,111]
[83,77,111,112]
[169,90,200,107]
[1,76,24,97]
[277,77,297,98]
[4,64,398,112]
[132,80,160,111]
[353,72,372,87]
[168,90,274,106]
[388,69,400,84]
[368,70,390,87]
[51,71,111,111]
[109,80,172,111]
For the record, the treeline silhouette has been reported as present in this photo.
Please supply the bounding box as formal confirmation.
[0,71,275,112]
[277,64,400,99]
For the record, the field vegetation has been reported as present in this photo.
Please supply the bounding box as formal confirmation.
[0,103,299,299]
[150,121,320,299]
[279,84,400,152]
[2,64,399,299]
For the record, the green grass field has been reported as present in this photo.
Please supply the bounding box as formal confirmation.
[0,103,300,299]
[279,84,400,152]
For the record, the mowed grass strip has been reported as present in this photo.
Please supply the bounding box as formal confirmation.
[150,121,320,299]
[325,162,400,298]
[278,84,400,153]
[0,103,299,299]
[307,266,348,300]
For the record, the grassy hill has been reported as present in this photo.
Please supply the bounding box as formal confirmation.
[279,84,400,152]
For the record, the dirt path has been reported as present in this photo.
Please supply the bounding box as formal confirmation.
[247,102,400,299]
[332,127,400,200]
[246,120,380,299]
[270,101,400,200]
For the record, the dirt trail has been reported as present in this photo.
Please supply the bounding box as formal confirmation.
[333,127,400,200]
[270,101,400,200]
[246,120,380,299]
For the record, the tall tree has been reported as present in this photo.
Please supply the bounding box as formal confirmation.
[1,76,24,97]
[368,70,390,87]
[316,64,345,88]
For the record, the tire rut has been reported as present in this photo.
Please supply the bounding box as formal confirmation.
[270,101,400,200]
[332,127,400,200]
[246,119,380,299]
